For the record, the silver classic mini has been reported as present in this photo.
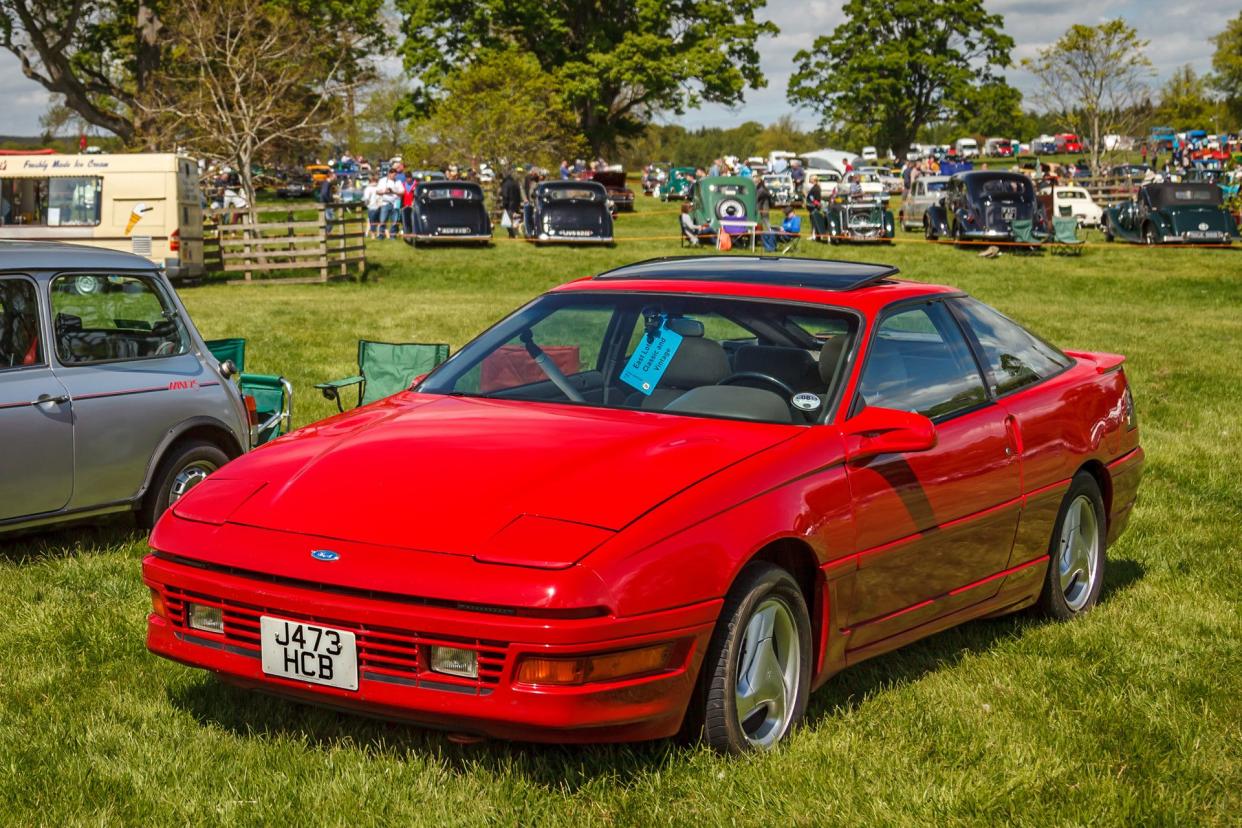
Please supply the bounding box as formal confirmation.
[0,241,249,534]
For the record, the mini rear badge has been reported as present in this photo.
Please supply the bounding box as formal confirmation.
[792,393,822,411]
[311,549,340,561]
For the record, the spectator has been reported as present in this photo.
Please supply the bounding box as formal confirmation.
[789,160,804,190]
[500,169,523,238]
[559,159,570,180]
[805,175,822,210]
[523,167,541,202]
[401,172,417,244]
[318,171,337,231]
[708,158,722,177]
[680,203,711,246]
[687,169,704,202]
[763,205,801,252]
[362,175,381,239]
[738,159,752,178]
[755,176,772,230]
[377,168,402,239]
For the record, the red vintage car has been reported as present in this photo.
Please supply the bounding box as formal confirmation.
[144,256,1143,753]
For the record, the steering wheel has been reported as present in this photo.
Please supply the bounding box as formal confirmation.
[718,371,796,398]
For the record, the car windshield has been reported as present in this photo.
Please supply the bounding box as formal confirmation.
[967,175,1033,202]
[925,181,947,192]
[419,292,857,424]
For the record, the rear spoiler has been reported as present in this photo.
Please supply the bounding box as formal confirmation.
[1064,350,1126,374]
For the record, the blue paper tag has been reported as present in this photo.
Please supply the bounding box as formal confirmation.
[620,320,684,396]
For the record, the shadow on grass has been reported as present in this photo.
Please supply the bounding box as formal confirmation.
[0,515,143,565]
[164,555,1145,785]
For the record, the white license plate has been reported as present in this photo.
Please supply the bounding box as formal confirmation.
[260,616,358,691]
[1001,207,1017,220]
[439,227,471,234]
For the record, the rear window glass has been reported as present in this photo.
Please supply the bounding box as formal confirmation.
[50,274,187,364]
[951,297,1071,395]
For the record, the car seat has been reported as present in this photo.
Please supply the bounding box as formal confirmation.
[731,345,821,392]
[624,332,731,410]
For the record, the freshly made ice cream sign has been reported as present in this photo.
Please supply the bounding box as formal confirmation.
[20,158,112,170]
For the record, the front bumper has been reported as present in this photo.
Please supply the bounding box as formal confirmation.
[144,554,717,742]
[412,233,493,243]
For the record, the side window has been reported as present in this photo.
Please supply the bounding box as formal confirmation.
[858,303,988,419]
[458,304,616,394]
[50,274,187,365]
[951,297,1071,395]
[0,277,42,369]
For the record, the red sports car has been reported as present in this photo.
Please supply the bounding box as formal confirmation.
[144,256,1143,753]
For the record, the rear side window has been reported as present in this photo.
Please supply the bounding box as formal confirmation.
[858,303,987,419]
[0,277,41,369]
[951,297,1071,395]
[50,274,187,364]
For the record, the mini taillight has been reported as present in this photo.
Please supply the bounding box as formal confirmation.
[1123,382,1138,430]
[515,642,680,686]
[150,588,167,619]
[169,228,180,252]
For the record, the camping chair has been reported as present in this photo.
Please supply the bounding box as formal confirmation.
[204,338,293,446]
[679,215,713,247]
[1009,219,1045,252]
[316,339,450,411]
[1049,216,1085,255]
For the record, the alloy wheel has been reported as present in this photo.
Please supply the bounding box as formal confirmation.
[1058,494,1100,612]
[734,596,800,749]
[169,460,217,504]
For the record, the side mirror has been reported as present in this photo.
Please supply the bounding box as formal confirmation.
[842,406,937,461]
[218,359,238,380]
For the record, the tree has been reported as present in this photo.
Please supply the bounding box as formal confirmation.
[1156,65,1219,130]
[1022,20,1153,171]
[787,0,1014,159]
[960,81,1025,138]
[143,0,350,205]
[355,77,418,160]
[395,0,777,152]
[419,49,586,170]
[0,0,382,146]
[1210,12,1242,127]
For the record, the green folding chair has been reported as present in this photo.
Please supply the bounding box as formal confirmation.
[1049,216,1085,255]
[205,338,293,446]
[316,340,450,411]
[1009,218,1045,252]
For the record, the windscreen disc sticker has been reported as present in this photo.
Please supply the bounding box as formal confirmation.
[792,393,822,411]
[620,321,684,396]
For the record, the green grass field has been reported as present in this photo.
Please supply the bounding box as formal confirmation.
[2,197,1240,826]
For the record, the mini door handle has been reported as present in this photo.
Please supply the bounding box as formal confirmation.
[33,393,70,406]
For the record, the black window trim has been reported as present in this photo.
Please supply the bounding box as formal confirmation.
[847,293,996,425]
[944,296,1076,400]
[0,272,47,372]
[47,270,189,369]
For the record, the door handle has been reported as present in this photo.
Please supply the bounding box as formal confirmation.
[33,393,71,406]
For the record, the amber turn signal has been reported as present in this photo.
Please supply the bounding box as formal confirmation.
[149,588,167,619]
[515,642,678,686]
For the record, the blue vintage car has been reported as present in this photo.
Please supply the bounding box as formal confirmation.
[1102,182,1239,245]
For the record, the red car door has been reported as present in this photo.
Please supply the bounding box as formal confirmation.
[842,301,1022,651]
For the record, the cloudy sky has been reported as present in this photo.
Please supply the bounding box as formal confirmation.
[0,0,1224,137]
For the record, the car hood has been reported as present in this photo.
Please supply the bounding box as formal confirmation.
[197,394,797,557]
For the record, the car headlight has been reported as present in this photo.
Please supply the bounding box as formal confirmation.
[187,602,224,634]
[429,646,478,678]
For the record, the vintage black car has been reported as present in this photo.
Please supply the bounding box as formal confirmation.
[410,181,492,245]
[924,171,1047,243]
[523,181,614,244]
[1102,182,1239,245]
[274,176,314,199]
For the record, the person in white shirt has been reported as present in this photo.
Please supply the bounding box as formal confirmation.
[362,176,381,239]
[376,170,402,240]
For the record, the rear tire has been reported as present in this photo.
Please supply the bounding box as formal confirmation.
[695,563,812,754]
[1036,472,1107,620]
[139,439,229,529]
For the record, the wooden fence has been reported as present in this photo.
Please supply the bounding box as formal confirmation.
[203,202,367,283]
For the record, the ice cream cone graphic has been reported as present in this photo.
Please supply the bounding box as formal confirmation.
[125,202,153,234]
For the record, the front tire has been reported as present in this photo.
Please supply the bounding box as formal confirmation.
[1037,472,1107,620]
[924,216,937,241]
[696,563,812,753]
[139,439,229,528]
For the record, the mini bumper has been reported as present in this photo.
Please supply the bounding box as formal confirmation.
[144,554,717,743]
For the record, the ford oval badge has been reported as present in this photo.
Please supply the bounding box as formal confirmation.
[311,549,340,562]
